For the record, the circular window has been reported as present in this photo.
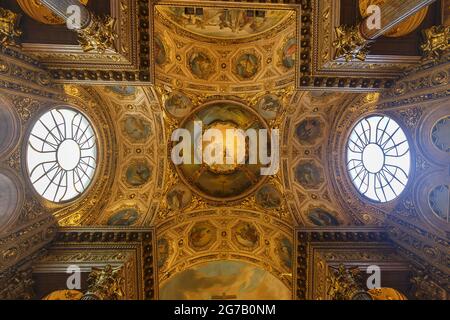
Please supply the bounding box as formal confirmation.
[431,116,450,153]
[347,115,410,203]
[27,108,97,202]
[429,185,449,223]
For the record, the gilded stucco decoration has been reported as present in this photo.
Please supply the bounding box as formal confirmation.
[154,3,298,95]
[0,8,22,47]
[282,91,356,226]
[88,86,165,227]
[156,208,294,296]
[156,6,292,41]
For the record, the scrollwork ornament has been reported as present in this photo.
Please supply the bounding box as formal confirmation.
[333,25,372,62]
[77,15,117,54]
[82,265,125,300]
[421,25,450,62]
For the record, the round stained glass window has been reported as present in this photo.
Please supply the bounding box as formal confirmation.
[347,115,410,203]
[27,108,97,202]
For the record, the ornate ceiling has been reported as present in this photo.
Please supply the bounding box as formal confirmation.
[0,0,448,300]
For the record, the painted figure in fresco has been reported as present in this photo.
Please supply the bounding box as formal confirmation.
[236,54,259,79]
[123,116,151,141]
[167,189,186,210]
[256,185,282,208]
[189,223,214,248]
[157,238,170,269]
[154,36,167,65]
[308,208,340,226]
[109,86,136,96]
[166,185,191,210]
[189,52,213,80]
[258,95,281,120]
[276,237,293,269]
[282,38,297,69]
[126,163,151,186]
[108,209,139,226]
[296,118,323,144]
[165,92,192,118]
[295,162,323,189]
[235,222,259,248]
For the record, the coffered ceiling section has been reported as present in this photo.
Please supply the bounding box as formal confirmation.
[154,3,299,94]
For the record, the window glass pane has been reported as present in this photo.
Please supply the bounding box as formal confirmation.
[347,115,410,203]
[27,108,97,202]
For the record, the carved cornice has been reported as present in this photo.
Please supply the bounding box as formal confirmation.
[23,0,153,85]
[38,228,158,300]
[0,247,47,300]
[307,0,448,92]
[0,47,64,101]
[294,227,393,300]
[0,214,57,273]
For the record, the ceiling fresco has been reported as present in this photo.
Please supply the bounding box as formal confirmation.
[3,0,445,301]
[159,260,291,300]
[156,6,294,41]
[175,100,268,201]
[154,5,298,95]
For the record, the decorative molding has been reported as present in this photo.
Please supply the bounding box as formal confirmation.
[35,228,158,300]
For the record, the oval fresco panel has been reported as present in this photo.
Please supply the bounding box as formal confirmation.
[294,162,324,189]
[307,208,340,226]
[189,51,215,80]
[126,162,152,187]
[233,221,259,250]
[189,221,216,250]
[281,38,297,69]
[257,95,281,120]
[166,184,192,211]
[109,86,137,96]
[275,236,293,270]
[295,118,324,145]
[154,36,167,66]
[160,260,291,300]
[256,184,282,209]
[164,91,193,119]
[158,237,171,269]
[157,7,292,40]
[122,115,152,142]
[235,53,259,79]
[107,208,139,226]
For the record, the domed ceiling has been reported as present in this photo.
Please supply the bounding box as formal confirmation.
[175,100,268,201]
